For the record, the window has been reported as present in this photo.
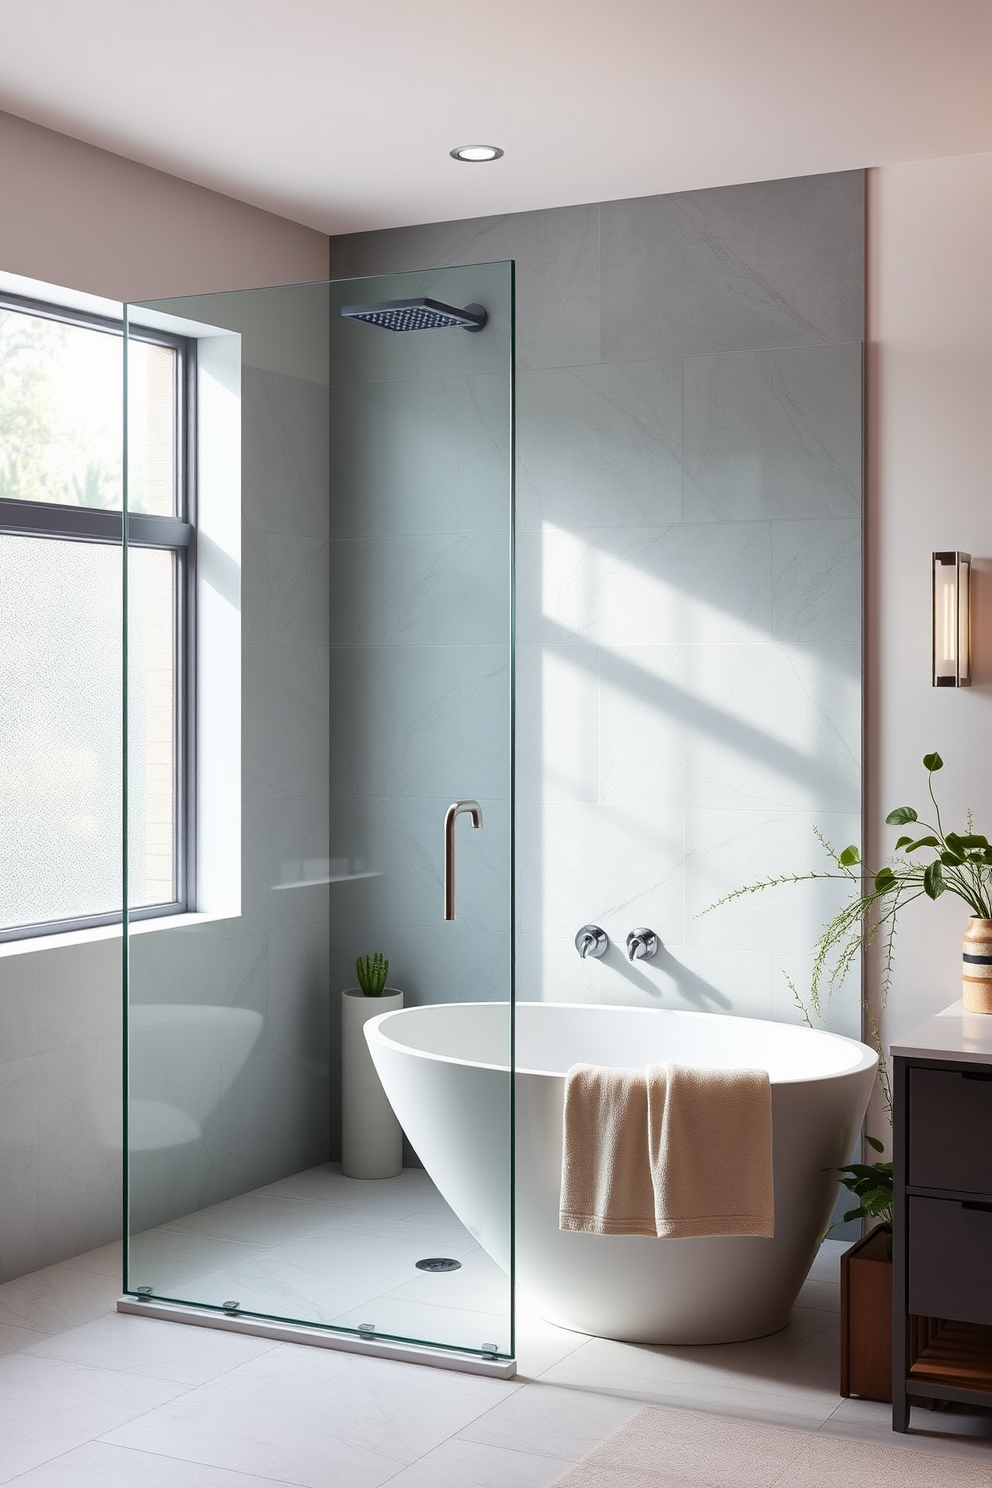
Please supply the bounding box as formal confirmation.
[0,293,194,939]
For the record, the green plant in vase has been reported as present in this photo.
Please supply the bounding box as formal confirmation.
[705,751,992,1116]
[356,952,389,997]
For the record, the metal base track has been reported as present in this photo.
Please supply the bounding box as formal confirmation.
[117,1296,516,1378]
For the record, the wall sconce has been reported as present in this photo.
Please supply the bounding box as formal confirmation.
[932,551,971,687]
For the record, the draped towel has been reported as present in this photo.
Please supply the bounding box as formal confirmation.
[559,1062,774,1239]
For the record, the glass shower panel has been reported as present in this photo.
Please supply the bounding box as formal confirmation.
[123,264,514,1364]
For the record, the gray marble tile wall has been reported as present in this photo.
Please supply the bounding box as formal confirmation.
[330,171,864,1041]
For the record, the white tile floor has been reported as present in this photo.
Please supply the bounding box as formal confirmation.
[2,1190,992,1485]
[127,1165,512,1357]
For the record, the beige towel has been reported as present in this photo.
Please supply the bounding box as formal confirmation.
[559,1062,774,1239]
[559,1064,656,1235]
[648,1063,774,1238]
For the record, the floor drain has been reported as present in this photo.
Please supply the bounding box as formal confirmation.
[415,1257,462,1273]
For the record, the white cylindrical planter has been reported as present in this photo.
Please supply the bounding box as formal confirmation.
[341,988,404,1178]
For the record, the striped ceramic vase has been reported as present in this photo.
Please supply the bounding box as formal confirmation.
[963,918,992,1013]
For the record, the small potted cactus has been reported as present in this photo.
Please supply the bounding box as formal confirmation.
[341,953,403,1179]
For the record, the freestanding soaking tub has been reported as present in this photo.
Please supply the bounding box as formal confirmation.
[365,1002,877,1344]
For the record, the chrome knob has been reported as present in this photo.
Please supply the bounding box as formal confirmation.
[575,925,609,959]
[626,928,659,962]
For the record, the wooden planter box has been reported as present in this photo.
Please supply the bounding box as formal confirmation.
[840,1225,893,1402]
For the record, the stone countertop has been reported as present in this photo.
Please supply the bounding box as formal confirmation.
[891,999,992,1064]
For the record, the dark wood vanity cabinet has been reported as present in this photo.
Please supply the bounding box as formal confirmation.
[893,1014,992,1432]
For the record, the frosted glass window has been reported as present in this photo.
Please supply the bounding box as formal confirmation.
[0,535,123,929]
[127,547,177,908]
[0,537,179,932]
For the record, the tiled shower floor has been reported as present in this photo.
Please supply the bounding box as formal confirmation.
[127,1164,512,1357]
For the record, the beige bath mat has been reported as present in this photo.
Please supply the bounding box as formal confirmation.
[549,1403,992,1486]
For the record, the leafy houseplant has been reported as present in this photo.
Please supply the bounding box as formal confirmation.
[834,1135,893,1257]
[356,952,389,997]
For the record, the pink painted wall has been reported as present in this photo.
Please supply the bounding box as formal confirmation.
[867,153,992,1089]
[0,108,327,299]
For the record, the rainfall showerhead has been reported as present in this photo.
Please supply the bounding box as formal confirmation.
[339,298,487,333]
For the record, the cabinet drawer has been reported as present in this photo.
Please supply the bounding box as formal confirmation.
[909,1196,992,1324]
[909,1067,992,1193]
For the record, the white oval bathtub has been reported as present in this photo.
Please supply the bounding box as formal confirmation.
[365,1002,877,1345]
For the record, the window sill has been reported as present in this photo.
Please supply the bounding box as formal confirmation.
[0,911,230,960]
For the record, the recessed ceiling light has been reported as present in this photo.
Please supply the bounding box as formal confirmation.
[450,145,504,163]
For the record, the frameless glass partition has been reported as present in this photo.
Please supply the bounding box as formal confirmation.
[122,264,515,1364]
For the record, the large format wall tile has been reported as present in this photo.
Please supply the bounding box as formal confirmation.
[242,645,330,802]
[242,369,329,538]
[0,1055,40,1279]
[601,172,864,360]
[0,955,40,1065]
[598,644,686,807]
[330,645,508,802]
[267,923,331,1071]
[683,344,862,522]
[381,533,508,647]
[328,538,384,648]
[266,535,331,646]
[771,519,862,644]
[516,361,682,530]
[515,642,600,806]
[36,1037,122,1268]
[517,521,772,647]
[330,378,461,537]
[458,374,513,532]
[681,643,861,812]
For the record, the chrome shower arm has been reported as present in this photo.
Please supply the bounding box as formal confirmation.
[443,800,483,920]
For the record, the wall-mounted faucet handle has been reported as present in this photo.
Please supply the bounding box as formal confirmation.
[626,928,659,962]
[575,925,609,959]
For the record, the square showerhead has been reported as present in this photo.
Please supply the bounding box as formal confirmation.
[339,298,486,333]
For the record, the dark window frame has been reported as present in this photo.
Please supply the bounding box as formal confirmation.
[0,291,196,941]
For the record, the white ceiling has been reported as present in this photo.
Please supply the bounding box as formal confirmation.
[0,0,990,235]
